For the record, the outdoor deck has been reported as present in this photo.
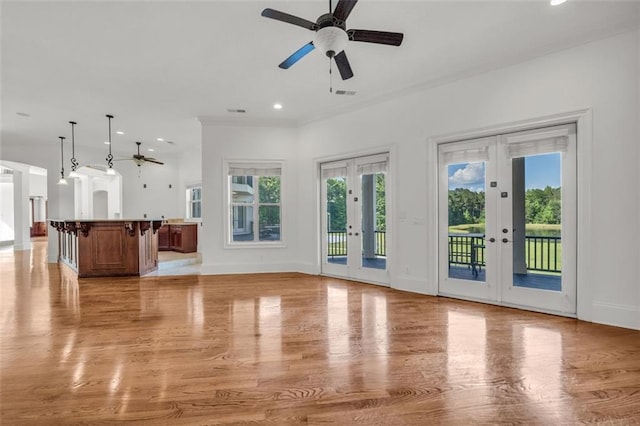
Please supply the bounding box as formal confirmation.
[448,266,561,291]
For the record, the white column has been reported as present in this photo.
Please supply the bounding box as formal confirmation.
[362,174,376,259]
[12,170,32,251]
[512,157,527,274]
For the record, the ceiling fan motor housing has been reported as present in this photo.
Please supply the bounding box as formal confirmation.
[314,13,348,58]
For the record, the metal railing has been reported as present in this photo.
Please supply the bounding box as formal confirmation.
[327,231,560,273]
[526,235,561,273]
[448,234,561,273]
[326,230,386,257]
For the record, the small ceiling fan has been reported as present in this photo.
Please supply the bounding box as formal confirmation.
[118,142,164,167]
[261,0,404,80]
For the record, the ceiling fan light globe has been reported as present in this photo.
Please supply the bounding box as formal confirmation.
[314,26,348,58]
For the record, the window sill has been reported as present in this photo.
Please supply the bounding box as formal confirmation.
[224,241,286,250]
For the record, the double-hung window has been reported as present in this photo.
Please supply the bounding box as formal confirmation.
[227,162,282,244]
[186,185,202,219]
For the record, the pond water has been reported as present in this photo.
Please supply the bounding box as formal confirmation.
[450,225,561,237]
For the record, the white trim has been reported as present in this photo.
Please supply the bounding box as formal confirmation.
[427,108,593,322]
[314,145,395,287]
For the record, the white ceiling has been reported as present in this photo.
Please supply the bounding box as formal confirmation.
[2,1,639,159]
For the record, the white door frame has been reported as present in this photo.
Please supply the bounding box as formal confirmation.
[319,152,392,286]
[427,109,593,320]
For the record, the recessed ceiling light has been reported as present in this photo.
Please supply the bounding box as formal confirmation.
[550,0,567,5]
[104,141,110,145]
[116,131,124,135]
[157,138,164,142]
[273,103,283,110]
[147,148,155,152]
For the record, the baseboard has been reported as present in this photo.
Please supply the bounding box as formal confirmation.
[591,301,640,330]
[390,274,433,295]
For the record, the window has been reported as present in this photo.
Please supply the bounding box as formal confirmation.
[227,162,282,244]
[186,185,201,219]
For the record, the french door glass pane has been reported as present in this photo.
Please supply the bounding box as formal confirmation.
[325,177,347,265]
[361,173,386,270]
[512,153,562,291]
[447,162,486,282]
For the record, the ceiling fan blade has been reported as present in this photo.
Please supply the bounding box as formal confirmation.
[347,29,404,46]
[279,42,315,69]
[144,158,164,165]
[261,8,317,31]
[333,0,358,22]
[334,50,354,80]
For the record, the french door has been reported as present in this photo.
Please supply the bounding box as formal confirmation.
[438,124,577,315]
[321,153,389,285]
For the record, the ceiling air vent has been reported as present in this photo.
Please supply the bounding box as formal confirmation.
[335,90,356,96]
[227,108,247,113]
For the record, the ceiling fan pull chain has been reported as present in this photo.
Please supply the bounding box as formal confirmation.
[329,59,333,93]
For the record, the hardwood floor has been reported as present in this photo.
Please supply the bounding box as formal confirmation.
[2,241,640,425]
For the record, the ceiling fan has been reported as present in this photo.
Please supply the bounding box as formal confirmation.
[119,142,164,167]
[261,0,404,80]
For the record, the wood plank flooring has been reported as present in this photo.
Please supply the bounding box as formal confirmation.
[2,240,640,424]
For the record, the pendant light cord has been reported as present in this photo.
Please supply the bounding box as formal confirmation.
[106,115,114,169]
[69,121,78,172]
[59,136,66,179]
[329,59,333,93]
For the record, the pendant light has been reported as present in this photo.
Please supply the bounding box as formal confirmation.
[68,121,80,178]
[57,136,68,185]
[105,114,116,175]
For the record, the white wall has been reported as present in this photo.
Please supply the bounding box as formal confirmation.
[0,178,15,242]
[295,29,639,330]
[119,159,181,219]
[200,122,299,273]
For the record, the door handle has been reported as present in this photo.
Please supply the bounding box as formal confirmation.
[502,238,510,243]
[354,232,359,236]
[348,232,353,236]
[488,237,496,243]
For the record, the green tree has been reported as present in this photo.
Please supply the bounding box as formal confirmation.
[258,176,280,226]
[448,188,485,225]
[376,174,386,231]
[326,178,347,231]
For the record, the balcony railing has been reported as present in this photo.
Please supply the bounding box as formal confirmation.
[327,230,386,257]
[448,233,561,274]
[327,231,561,274]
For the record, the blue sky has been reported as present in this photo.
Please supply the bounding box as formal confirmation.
[448,153,561,191]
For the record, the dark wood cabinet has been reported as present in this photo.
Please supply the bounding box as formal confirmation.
[160,223,197,253]
[158,225,170,251]
[50,219,161,278]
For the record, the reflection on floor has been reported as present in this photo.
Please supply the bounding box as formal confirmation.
[327,256,387,270]
[448,266,561,291]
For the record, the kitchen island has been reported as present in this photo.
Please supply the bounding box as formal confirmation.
[49,219,163,278]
